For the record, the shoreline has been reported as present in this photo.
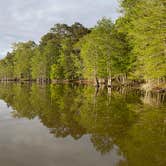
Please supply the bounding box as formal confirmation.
[0,79,166,94]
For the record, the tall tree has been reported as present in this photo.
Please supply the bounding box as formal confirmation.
[13,41,36,80]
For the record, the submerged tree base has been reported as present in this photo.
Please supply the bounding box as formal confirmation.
[1,78,166,94]
[141,81,166,93]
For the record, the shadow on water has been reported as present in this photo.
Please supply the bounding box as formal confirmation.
[0,83,165,166]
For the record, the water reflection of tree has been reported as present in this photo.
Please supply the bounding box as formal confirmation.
[119,108,166,166]
[0,83,165,166]
[78,88,138,155]
[142,91,166,106]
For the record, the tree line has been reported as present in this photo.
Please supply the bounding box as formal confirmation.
[0,0,165,87]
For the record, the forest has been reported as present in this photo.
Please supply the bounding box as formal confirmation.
[0,0,165,90]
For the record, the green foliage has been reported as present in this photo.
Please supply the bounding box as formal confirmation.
[50,22,89,80]
[0,52,14,80]
[120,0,166,80]
[76,17,132,84]
[13,41,36,80]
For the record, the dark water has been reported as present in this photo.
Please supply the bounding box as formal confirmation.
[0,83,165,166]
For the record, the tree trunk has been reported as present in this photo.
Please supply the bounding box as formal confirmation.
[108,76,112,87]
[95,77,100,87]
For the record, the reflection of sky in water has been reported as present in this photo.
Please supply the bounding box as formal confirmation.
[0,99,125,166]
[0,100,13,120]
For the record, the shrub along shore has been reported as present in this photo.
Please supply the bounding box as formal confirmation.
[0,0,165,92]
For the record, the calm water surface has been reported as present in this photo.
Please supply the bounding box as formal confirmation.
[0,83,165,166]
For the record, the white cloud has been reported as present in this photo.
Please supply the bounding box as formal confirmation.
[0,0,119,58]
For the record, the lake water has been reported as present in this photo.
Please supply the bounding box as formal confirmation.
[0,83,165,166]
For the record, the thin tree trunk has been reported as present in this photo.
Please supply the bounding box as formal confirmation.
[95,77,100,87]
[108,76,112,87]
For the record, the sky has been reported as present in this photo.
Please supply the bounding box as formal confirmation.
[0,0,120,58]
